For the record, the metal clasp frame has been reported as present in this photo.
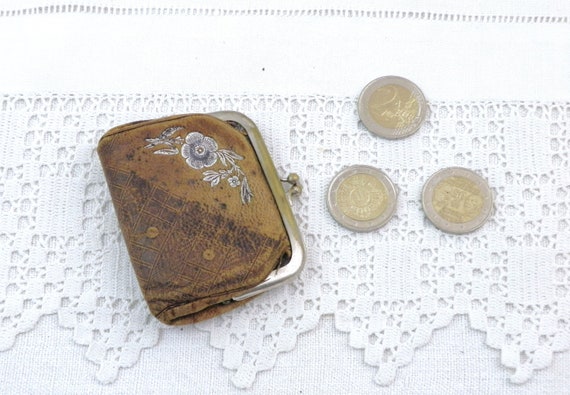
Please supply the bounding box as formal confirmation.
[209,111,305,301]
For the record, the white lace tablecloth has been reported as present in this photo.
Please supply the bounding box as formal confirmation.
[1,1,569,393]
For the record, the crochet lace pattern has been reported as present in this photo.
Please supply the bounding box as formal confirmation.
[1,94,568,388]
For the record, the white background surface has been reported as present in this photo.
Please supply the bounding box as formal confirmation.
[1,2,569,393]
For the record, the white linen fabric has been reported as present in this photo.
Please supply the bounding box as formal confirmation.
[0,1,569,392]
[1,3,570,100]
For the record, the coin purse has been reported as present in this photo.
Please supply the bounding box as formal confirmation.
[97,111,305,325]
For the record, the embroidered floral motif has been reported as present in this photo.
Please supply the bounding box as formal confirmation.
[181,132,218,169]
[145,126,253,204]
[227,176,240,187]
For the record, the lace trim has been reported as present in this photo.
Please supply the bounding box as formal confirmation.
[1,93,569,388]
[0,5,568,23]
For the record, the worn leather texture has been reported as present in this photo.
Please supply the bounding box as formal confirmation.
[97,114,291,324]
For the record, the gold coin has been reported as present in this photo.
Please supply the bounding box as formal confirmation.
[336,173,389,221]
[327,166,397,231]
[369,84,420,129]
[358,76,427,139]
[422,167,493,234]
[432,176,484,223]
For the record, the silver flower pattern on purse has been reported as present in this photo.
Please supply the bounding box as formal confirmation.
[144,126,254,204]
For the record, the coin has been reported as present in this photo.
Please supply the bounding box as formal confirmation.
[327,165,398,231]
[422,167,493,234]
[358,76,427,139]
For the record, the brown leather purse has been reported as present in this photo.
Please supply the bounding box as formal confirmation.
[97,112,304,325]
